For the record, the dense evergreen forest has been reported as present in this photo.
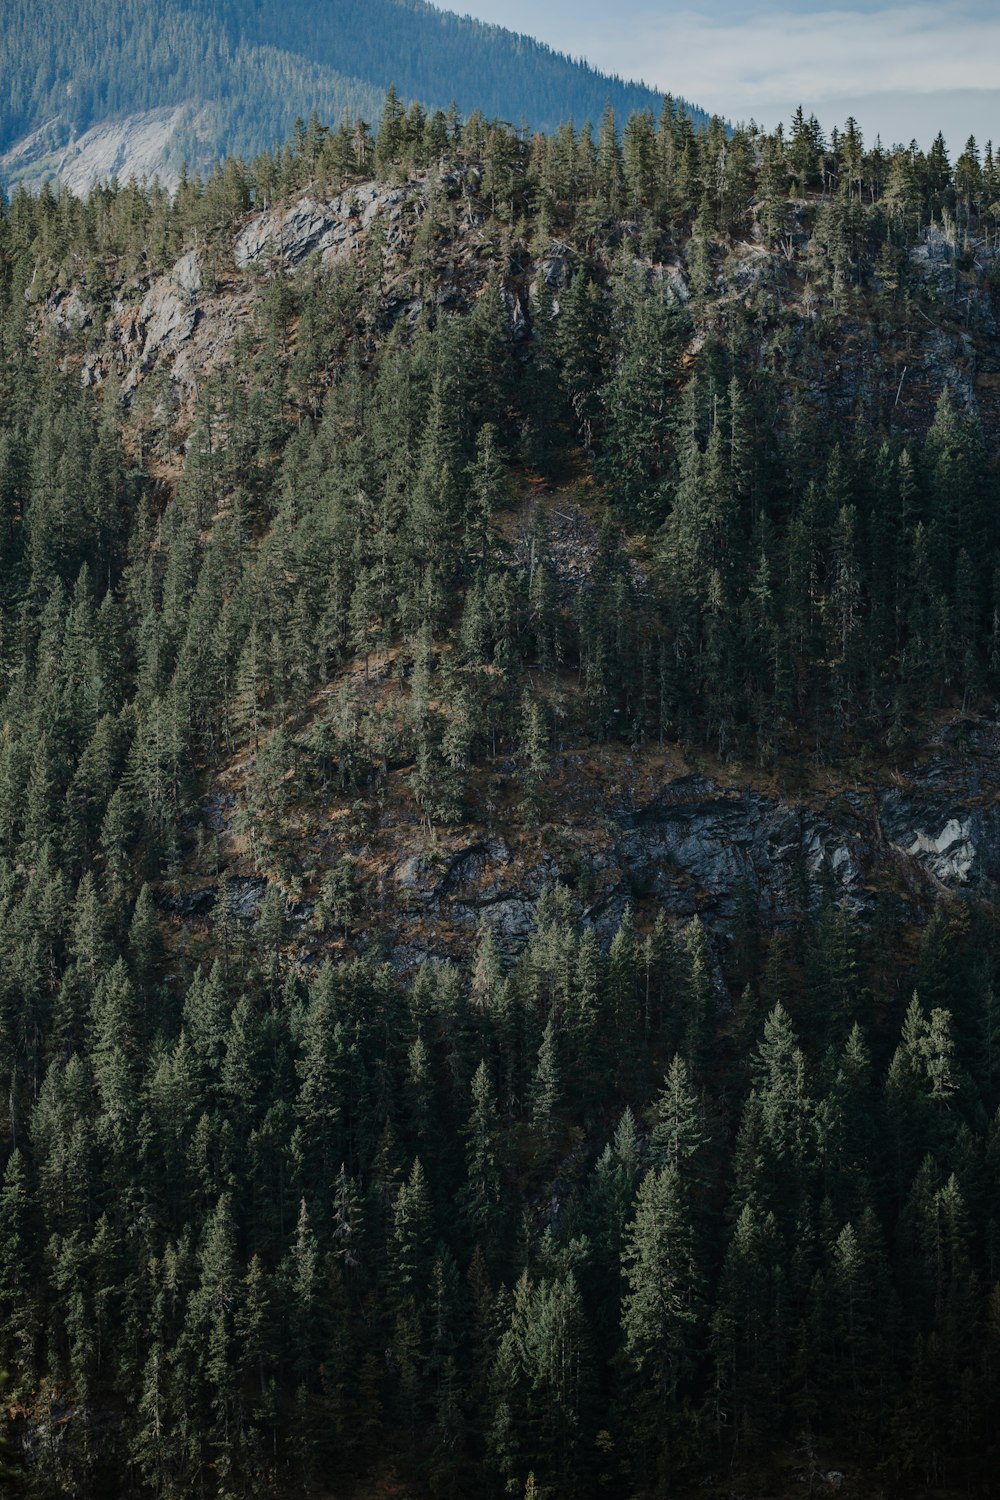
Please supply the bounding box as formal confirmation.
[0,0,697,187]
[1,93,1000,1497]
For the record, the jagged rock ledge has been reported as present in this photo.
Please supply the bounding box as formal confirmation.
[164,764,999,978]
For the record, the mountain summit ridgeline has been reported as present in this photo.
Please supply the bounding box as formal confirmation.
[0,0,706,193]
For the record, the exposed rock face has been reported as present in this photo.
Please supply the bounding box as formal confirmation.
[370,732,1000,959]
[0,105,208,196]
[138,251,204,348]
[910,225,997,338]
[73,180,428,401]
[138,282,198,357]
[34,165,1000,455]
[170,249,202,299]
[48,288,91,334]
[81,247,255,399]
[390,836,558,944]
[234,182,413,271]
[618,786,863,920]
[164,875,268,922]
[880,794,983,887]
[0,117,67,187]
[17,172,1000,991]
[162,744,1000,967]
[904,819,976,884]
[226,877,269,921]
[618,779,999,921]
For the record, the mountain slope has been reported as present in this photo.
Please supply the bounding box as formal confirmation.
[0,0,703,191]
[4,102,1000,1500]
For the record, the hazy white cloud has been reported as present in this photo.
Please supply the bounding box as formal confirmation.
[600,4,999,114]
[451,0,996,145]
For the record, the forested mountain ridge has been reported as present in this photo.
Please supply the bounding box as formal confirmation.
[2,99,1000,1497]
[0,0,700,193]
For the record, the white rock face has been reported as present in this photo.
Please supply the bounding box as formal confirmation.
[81,252,258,398]
[907,819,976,884]
[132,250,203,355]
[0,105,210,196]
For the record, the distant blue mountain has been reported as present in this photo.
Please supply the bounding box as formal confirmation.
[0,0,710,185]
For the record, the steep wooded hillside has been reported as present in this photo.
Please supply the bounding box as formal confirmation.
[1,103,1000,1499]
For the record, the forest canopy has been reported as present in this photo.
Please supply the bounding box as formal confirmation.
[0,91,999,1498]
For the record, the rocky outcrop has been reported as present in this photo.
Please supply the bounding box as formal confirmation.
[70,176,446,400]
[81,248,256,399]
[234,181,413,271]
[391,836,559,943]
[619,775,999,922]
[48,288,91,334]
[373,730,1000,957]
[904,818,977,884]
[31,161,1000,454]
[164,875,269,922]
[138,282,197,355]
[160,744,1000,968]
[170,249,202,299]
[618,783,865,920]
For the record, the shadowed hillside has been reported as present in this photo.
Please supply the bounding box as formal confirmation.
[1,98,999,1498]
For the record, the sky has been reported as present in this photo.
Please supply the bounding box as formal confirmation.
[448,0,998,150]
